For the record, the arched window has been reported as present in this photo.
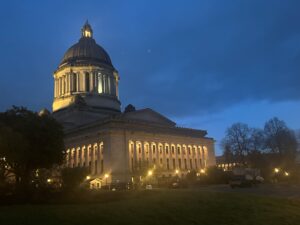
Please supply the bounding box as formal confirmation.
[85,73,90,92]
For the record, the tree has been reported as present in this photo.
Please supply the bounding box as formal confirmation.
[0,106,65,192]
[61,167,88,191]
[221,123,252,163]
[264,117,297,166]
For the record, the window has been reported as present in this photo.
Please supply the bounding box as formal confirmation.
[89,161,92,173]
[178,159,182,169]
[199,158,202,168]
[160,158,163,165]
[195,159,198,169]
[139,158,141,169]
[172,158,175,169]
[183,147,186,155]
[138,145,141,154]
[131,158,134,171]
[152,145,156,154]
[159,146,162,154]
[188,147,192,155]
[184,159,187,169]
[177,147,181,154]
[167,158,170,170]
[171,146,175,154]
[153,158,156,164]
[72,73,77,92]
[101,160,104,173]
[165,146,169,154]
[190,159,193,169]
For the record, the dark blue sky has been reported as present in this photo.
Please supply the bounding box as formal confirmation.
[1,0,300,155]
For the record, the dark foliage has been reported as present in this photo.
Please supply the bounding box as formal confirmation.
[0,106,65,193]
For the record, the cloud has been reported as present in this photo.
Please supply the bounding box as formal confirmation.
[115,0,300,117]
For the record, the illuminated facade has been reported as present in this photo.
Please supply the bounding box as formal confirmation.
[53,21,216,185]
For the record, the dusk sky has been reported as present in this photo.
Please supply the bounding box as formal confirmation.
[1,0,300,155]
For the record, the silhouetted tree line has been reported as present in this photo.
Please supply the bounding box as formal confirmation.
[221,117,298,174]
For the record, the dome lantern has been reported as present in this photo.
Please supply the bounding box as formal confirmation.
[81,20,93,38]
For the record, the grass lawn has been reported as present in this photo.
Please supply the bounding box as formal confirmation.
[0,189,300,225]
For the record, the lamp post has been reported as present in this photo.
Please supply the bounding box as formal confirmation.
[104,174,109,185]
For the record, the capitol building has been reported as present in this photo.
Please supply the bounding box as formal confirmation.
[52,21,216,186]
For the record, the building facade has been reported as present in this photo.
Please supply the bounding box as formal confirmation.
[53,22,216,185]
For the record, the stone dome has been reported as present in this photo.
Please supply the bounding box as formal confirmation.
[59,21,113,68]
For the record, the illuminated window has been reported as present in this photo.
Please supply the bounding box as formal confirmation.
[177,146,181,154]
[84,30,91,37]
[165,146,169,154]
[171,146,175,154]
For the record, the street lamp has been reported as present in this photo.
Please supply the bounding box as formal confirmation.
[274,168,280,173]
[47,178,52,183]
[86,175,91,180]
[175,169,179,175]
[148,170,153,176]
[104,173,109,186]
[200,169,205,174]
[284,171,289,176]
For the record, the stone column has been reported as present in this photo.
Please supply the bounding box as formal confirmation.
[175,145,178,169]
[76,72,80,92]
[155,143,159,167]
[141,142,145,167]
[186,146,191,170]
[90,72,94,92]
[95,144,100,175]
[79,147,85,167]
[133,142,137,171]
[116,79,119,98]
[84,145,88,168]
[149,143,153,165]
[163,144,166,170]
[92,146,96,174]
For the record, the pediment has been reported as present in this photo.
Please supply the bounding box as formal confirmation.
[122,108,176,126]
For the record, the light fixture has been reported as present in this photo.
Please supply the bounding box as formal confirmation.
[284,171,289,176]
[274,168,280,173]
[148,170,153,176]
